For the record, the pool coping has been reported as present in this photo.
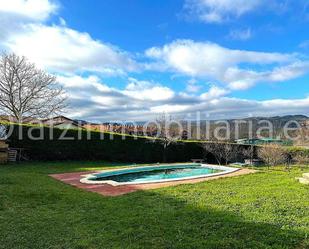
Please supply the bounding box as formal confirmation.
[80,164,239,186]
[50,165,257,196]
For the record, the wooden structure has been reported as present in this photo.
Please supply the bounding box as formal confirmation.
[7,148,25,162]
[191,159,205,163]
[42,116,83,129]
[244,159,263,166]
[0,140,8,164]
[8,149,17,162]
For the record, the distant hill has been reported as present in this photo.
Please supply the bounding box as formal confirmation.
[184,115,309,141]
[202,115,308,123]
[241,115,308,122]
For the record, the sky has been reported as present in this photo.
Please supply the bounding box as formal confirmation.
[1,0,309,122]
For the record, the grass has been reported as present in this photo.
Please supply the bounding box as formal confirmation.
[0,162,308,249]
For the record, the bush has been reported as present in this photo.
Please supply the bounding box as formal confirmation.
[258,144,287,167]
[286,147,309,168]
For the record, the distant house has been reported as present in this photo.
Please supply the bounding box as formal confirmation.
[0,115,16,123]
[235,138,293,146]
[113,124,147,136]
[0,115,40,124]
[42,116,82,129]
[82,123,111,132]
[92,124,159,137]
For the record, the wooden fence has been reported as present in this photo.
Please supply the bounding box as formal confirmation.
[0,141,8,163]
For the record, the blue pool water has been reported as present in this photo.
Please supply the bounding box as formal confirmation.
[90,164,222,183]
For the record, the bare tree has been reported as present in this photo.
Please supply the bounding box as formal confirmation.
[202,142,238,165]
[155,114,182,162]
[0,53,66,122]
[202,142,223,165]
[243,144,255,165]
[222,144,240,165]
[258,144,286,168]
[201,142,221,165]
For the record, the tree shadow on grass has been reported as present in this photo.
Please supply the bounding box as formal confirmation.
[85,191,307,249]
[0,172,308,249]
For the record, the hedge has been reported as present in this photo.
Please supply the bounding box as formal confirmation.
[4,124,286,163]
[4,124,206,163]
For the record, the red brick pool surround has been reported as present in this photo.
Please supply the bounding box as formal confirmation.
[50,167,256,196]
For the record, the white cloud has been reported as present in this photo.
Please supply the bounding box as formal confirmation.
[57,75,178,120]
[57,75,132,116]
[200,86,229,99]
[267,61,309,81]
[0,0,137,76]
[59,17,66,26]
[150,104,191,114]
[57,75,112,92]
[146,40,292,77]
[0,0,57,40]
[124,78,175,101]
[299,40,309,49]
[186,84,201,93]
[5,24,138,75]
[0,0,57,21]
[228,28,252,41]
[184,0,262,23]
[186,79,202,93]
[146,39,309,90]
[262,98,308,108]
[55,74,309,122]
[227,61,309,90]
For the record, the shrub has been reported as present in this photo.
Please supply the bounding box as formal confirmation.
[258,144,287,168]
[292,151,309,170]
[285,146,309,168]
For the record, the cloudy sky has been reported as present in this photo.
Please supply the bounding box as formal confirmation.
[1,0,309,122]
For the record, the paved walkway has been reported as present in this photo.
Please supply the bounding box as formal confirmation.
[50,168,257,197]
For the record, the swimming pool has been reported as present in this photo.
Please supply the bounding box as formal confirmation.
[80,164,239,186]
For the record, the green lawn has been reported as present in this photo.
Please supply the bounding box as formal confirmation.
[0,162,308,249]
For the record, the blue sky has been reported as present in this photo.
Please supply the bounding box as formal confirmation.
[1,0,309,121]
